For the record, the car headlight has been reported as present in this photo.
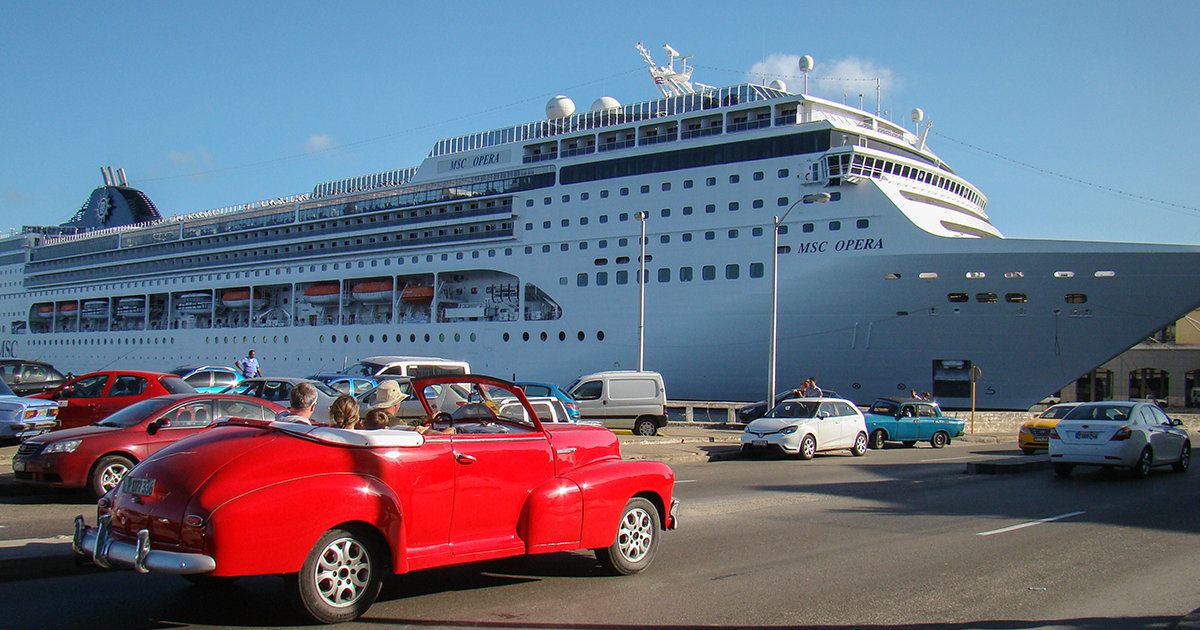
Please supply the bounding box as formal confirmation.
[42,439,82,454]
[781,425,798,435]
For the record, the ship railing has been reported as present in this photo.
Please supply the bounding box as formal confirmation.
[667,400,749,424]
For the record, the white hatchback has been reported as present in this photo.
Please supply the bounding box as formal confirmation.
[1049,401,1191,478]
[741,397,868,460]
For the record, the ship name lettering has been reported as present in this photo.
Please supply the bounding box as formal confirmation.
[472,153,501,167]
[448,159,468,170]
[797,241,828,254]
[834,238,883,252]
[0,340,16,358]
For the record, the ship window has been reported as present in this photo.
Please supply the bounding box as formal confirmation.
[661,208,671,217]
[658,268,671,282]
[620,188,629,196]
[753,200,764,209]
[705,232,715,240]
[976,292,998,303]
[730,174,740,183]
[662,182,671,191]
[857,219,869,229]
[778,168,789,178]
[829,221,841,231]
[580,217,589,225]
[726,264,739,280]
[705,204,716,213]
[702,265,716,281]
[619,213,629,221]
[777,197,789,206]
[1006,293,1027,303]
[594,258,608,266]
[680,267,693,281]
[1095,270,1116,277]
[886,273,901,280]
[919,272,938,279]
[966,271,986,279]
[561,243,569,251]
[752,227,763,236]
[577,274,588,287]
[682,233,692,242]
[543,221,551,229]
[616,270,629,284]
[1055,271,1075,278]
[753,171,764,180]
[544,197,551,205]
[802,223,814,233]
[599,215,608,223]
[706,177,716,186]
[600,190,609,198]
[562,219,570,227]
[660,235,670,244]
[1065,293,1088,304]
[596,272,608,286]
[750,262,764,278]
[562,195,570,203]
[729,202,739,211]
[640,185,650,193]
[581,192,589,200]
[948,293,969,302]
[683,180,693,188]
[683,206,693,215]
[542,245,550,253]
[729,229,739,238]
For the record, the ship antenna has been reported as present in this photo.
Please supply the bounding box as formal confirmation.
[636,42,701,97]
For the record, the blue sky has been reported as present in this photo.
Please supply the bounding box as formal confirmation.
[2,0,1198,245]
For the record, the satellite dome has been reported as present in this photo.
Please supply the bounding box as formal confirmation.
[768,79,787,92]
[546,95,576,120]
[798,55,814,72]
[910,108,925,123]
[589,96,622,113]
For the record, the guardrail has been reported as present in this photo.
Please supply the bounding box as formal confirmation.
[667,400,748,424]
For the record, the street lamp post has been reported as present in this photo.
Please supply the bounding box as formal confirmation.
[636,211,648,372]
[767,192,830,407]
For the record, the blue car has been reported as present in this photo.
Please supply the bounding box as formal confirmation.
[863,397,965,449]
[309,373,378,397]
[170,365,242,394]
[516,381,580,421]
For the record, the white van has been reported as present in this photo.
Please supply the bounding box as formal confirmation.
[342,356,470,379]
[568,371,667,436]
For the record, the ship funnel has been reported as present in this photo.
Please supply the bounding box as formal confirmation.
[100,167,112,186]
[116,168,127,186]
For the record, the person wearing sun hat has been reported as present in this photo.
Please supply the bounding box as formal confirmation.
[368,380,456,434]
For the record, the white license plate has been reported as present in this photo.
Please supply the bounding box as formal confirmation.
[1075,431,1099,440]
[57,401,68,408]
[12,460,25,472]
[122,476,155,496]
[752,440,767,447]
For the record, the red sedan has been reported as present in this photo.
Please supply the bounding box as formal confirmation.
[32,370,195,430]
[75,374,678,624]
[13,394,285,497]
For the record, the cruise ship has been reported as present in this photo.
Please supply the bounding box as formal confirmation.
[2,44,1198,409]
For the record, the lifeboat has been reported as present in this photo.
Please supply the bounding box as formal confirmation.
[32,303,54,319]
[175,292,213,313]
[58,301,79,317]
[351,280,394,304]
[221,289,266,310]
[401,285,434,303]
[81,300,109,319]
[302,283,341,306]
[116,297,146,318]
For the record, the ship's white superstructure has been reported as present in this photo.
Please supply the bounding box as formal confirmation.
[2,45,1198,409]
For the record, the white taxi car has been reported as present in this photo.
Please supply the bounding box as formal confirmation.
[1049,401,1190,478]
[741,397,868,459]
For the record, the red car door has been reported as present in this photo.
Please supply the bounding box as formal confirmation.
[145,400,217,456]
[95,374,153,422]
[54,374,111,429]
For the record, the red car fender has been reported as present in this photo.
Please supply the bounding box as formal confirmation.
[203,473,403,576]
[521,477,584,553]
[558,459,675,549]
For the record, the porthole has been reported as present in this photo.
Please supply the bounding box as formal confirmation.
[577,331,585,341]
[331,335,337,344]
[948,293,969,303]
[1004,271,1024,279]
[522,332,530,341]
[597,331,605,341]
[469,333,476,342]
[410,334,417,343]
[558,331,566,341]
[540,332,548,341]
[975,292,998,303]
[320,335,325,343]
[1005,293,1028,303]
[438,333,445,342]
[965,271,986,279]
[885,273,901,280]
[919,272,938,279]
[1054,271,1075,278]
[381,334,387,343]
[503,332,510,342]
[424,334,431,342]
[1065,293,1088,304]
[356,335,362,343]
[454,333,461,342]
[1094,270,1116,278]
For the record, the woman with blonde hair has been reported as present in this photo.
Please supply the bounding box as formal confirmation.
[328,394,361,429]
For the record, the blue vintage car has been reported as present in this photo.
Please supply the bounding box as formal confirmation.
[863,397,965,449]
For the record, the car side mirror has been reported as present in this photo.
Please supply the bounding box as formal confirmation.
[1169,419,1183,427]
[147,418,170,435]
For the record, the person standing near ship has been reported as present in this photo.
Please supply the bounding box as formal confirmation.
[235,349,261,379]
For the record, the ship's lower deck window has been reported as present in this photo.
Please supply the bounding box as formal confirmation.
[1006,293,1027,303]
[948,293,969,303]
[1065,293,1088,304]
[976,292,998,303]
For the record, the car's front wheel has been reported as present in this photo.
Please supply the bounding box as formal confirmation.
[595,497,659,575]
[869,429,886,450]
[1173,442,1190,473]
[90,455,135,499]
[930,431,948,449]
[798,434,817,460]
[851,432,868,456]
[633,417,658,436]
[286,526,385,624]
[1132,447,1153,479]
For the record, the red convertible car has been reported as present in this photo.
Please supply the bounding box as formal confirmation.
[13,394,285,497]
[75,374,678,624]
[33,370,195,430]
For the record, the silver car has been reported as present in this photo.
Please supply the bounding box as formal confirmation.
[741,397,869,459]
[223,377,340,425]
[1049,401,1190,478]
[0,378,59,440]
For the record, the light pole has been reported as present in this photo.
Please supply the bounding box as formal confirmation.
[768,192,830,407]
[636,211,648,372]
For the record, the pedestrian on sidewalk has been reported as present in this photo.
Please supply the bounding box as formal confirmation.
[235,349,261,379]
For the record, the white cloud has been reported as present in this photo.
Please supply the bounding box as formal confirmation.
[747,54,897,102]
[305,133,334,154]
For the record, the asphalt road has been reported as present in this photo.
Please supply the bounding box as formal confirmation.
[2,440,1198,629]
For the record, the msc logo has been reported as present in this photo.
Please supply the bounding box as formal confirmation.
[0,340,17,358]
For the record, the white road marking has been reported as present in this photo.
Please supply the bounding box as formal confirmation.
[976,511,1085,537]
[675,479,697,484]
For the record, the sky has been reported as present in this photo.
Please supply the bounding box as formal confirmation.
[2,0,1199,245]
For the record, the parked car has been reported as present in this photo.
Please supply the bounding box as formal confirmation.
[568,370,667,436]
[0,378,60,440]
[0,359,68,396]
[309,373,377,396]
[169,365,242,393]
[222,377,339,424]
[32,371,195,430]
[352,376,438,420]
[499,396,575,424]
[75,374,678,624]
[340,355,470,378]
[737,388,805,423]
[12,394,284,497]
[863,397,965,449]
[741,397,869,459]
[1049,400,1190,478]
[516,381,580,420]
[1018,402,1082,454]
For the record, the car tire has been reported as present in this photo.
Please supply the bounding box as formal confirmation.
[1173,442,1190,473]
[930,432,948,449]
[285,526,385,624]
[594,497,659,575]
[1021,447,1038,455]
[89,455,136,499]
[901,440,917,448]
[869,429,886,450]
[851,432,868,456]
[1132,447,1153,479]
[633,417,658,437]
[798,434,817,460]
[1053,463,1074,477]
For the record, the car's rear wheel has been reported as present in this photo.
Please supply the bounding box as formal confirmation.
[633,417,658,436]
[869,429,886,450]
[1132,447,1153,479]
[930,432,948,449]
[851,432,868,456]
[595,497,659,575]
[1053,463,1074,477]
[901,440,917,448]
[285,526,385,624]
[1173,442,1190,473]
[798,434,817,460]
[90,455,135,499]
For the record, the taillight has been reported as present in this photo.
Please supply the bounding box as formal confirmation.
[1109,427,1132,441]
[1049,428,1060,440]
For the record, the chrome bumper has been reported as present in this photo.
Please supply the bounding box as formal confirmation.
[73,514,216,574]
[667,498,680,530]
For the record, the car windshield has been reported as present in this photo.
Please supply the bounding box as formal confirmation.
[0,379,14,397]
[765,401,821,419]
[96,398,172,428]
[420,379,535,430]
[161,377,197,394]
[868,400,899,416]
[307,381,341,396]
[169,367,196,377]
[343,362,384,377]
[1063,404,1133,422]
[1040,405,1076,419]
